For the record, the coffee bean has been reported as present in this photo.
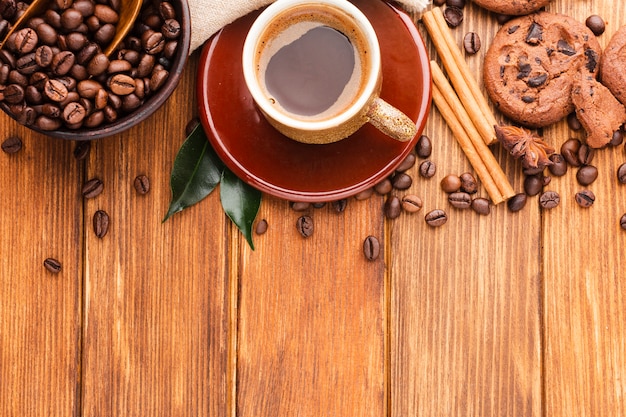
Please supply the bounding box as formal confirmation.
[296,215,314,238]
[34,45,53,67]
[143,30,165,54]
[566,112,582,131]
[395,152,416,172]
[354,188,373,201]
[374,178,392,195]
[425,209,447,227]
[471,197,490,215]
[618,163,626,184]
[332,199,347,213]
[419,160,436,178]
[149,69,168,91]
[443,6,463,28]
[463,32,480,54]
[448,192,471,209]
[539,190,560,209]
[109,73,135,95]
[561,138,581,166]
[4,84,25,103]
[73,140,90,160]
[384,195,402,219]
[43,257,62,273]
[363,235,380,261]
[14,27,38,53]
[161,18,180,40]
[55,0,72,10]
[577,144,595,165]
[576,165,598,186]
[159,2,177,20]
[35,115,62,130]
[133,174,150,195]
[94,4,119,23]
[440,174,461,193]
[290,201,309,211]
[610,130,624,147]
[44,79,68,102]
[87,53,109,76]
[433,0,445,5]
[401,194,423,213]
[459,172,477,194]
[447,0,465,7]
[575,190,595,208]
[586,14,605,36]
[415,135,432,158]
[391,172,412,190]
[94,23,115,45]
[93,209,109,238]
[548,153,568,176]
[62,101,86,124]
[61,8,83,30]
[82,177,103,198]
[107,59,132,74]
[524,174,543,196]
[621,214,626,231]
[507,193,527,212]
[255,219,268,235]
[1,135,22,153]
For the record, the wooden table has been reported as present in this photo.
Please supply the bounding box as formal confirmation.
[1,0,625,415]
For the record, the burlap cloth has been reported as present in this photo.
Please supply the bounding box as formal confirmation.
[188,0,431,52]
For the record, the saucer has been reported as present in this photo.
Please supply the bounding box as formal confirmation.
[196,0,431,202]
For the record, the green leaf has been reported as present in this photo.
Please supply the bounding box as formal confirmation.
[220,169,262,250]
[163,124,225,222]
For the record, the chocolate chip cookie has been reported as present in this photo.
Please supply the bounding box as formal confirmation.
[484,12,602,128]
[600,25,626,106]
[471,0,551,16]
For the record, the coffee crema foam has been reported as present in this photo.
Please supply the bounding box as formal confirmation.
[254,5,370,121]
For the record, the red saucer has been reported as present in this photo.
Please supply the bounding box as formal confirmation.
[196,0,431,202]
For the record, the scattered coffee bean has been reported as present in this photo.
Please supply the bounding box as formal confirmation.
[567,112,582,131]
[425,209,447,227]
[384,195,402,219]
[82,177,103,198]
[374,178,392,195]
[463,32,481,54]
[459,172,477,194]
[440,174,461,193]
[585,14,606,36]
[611,130,624,147]
[576,165,598,186]
[621,214,626,230]
[415,135,432,158]
[542,175,552,187]
[401,194,423,213]
[448,192,471,209]
[395,152,416,172]
[548,153,568,176]
[92,209,109,238]
[561,138,581,167]
[575,190,595,208]
[362,235,380,261]
[433,0,446,6]
[447,0,465,8]
[73,140,90,160]
[1,135,22,153]
[290,201,310,211]
[419,160,436,178]
[523,166,544,176]
[255,219,268,235]
[471,197,490,215]
[496,13,513,25]
[443,6,463,28]
[391,172,412,190]
[296,215,314,238]
[332,199,347,213]
[312,202,326,208]
[43,257,62,273]
[507,193,527,212]
[524,174,543,196]
[618,163,626,184]
[539,190,560,209]
[577,143,595,166]
[133,174,150,195]
[354,188,374,201]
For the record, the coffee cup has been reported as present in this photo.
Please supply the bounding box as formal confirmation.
[242,0,418,144]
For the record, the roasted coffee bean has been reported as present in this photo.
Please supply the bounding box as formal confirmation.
[87,52,109,76]
[542,175,552,187]
[459,172,477,194]
[363,235,380,261]
[50,51,75,75]
[576,165,598,186]
[610,130,624,147]
[94,23,115,45]
[103,106,116,122]
[312,202,326,209]
[471,197,491,215]
[66,32,88,51]
[62,102,86,124]
[4,83,24,103]
[507,193,527,212]
[433,0,446,5]
[463,32,480,54]
[391,172,412,190]
[296,215,314,238]
[163,40,177,59]
[448,192,471,209]
[440,174,461,193]
[255,219,268,235]
[16,52,39,74]
[17,105,35,124]
[107,59,132,74]
[425,209,447,227]
[133,174,150,195]
[82,177,103,198]
[42,102,60,117]
[24,85,42,104]
[384,195,402,219]
[73,140,90,160]
[621,214,626,231]
[44,79,68,101]
[0,49,16,67]
[34,45,53,67]
[561,138,581,166]
[401,194,423,213]
[577,143,595,165]
[94,4,119,23]
[94,87,107,108]
[9,68,29,85]
[93,209,109,238]
[548,153,568,176]
[76,42,99,65]
[419,160,436,178]
[14,27,38,53]
[159,1,176,20]
[61,8,83,30]
[77,79,102,98]
[43,257,62,273]
[143,30,165,54]
[374,178,392,195]
[539,190,560,209]
[1,135,22,153]
[415,134,432,158]
[290,201,310,211]
[83,110,104,127]
[618,163,626,184]
[566,112,582,131]
[586,14,605,36]
[447,0,465,7]
[443,6,463,27]
[55,0,72,10]
[35,115,62,130]
[575,190,595,208]
[109,73,135,95]
[149,69,168,91]
[332,199,347,213]
[395,152,416,172]
[354,188,373,201]
[524,174,543,196]
[73,0,95,16]
[121,93,141,112]
[136,53,155,77]
[161,18,180,40]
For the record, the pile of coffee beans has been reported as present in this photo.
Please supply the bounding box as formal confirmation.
[0,0,182,131]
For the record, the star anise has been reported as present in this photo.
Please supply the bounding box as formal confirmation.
[495,125,555,169]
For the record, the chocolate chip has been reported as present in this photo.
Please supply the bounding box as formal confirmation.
[585,49,599,72]
[525,22,543,45]
[527,73,548,88]
[557,39,576,56]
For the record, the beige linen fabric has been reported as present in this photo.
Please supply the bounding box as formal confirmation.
[189,0,431,52]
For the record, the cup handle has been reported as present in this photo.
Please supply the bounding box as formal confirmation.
[366,97,417,142]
